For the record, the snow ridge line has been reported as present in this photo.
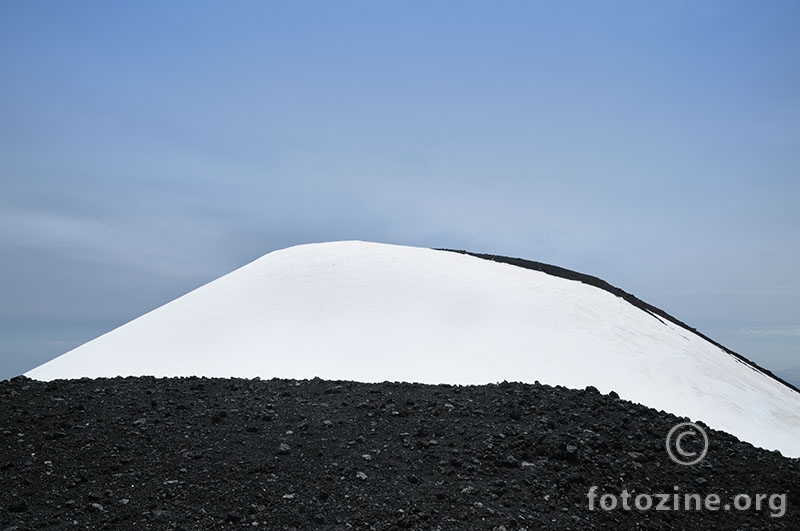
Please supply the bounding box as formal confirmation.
[440,248,800,396]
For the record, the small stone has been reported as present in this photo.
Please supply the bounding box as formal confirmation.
[355,471,367,480]
[565,445,580,463]
[628,451,647,463]
[133,418,146,426]
[608,390,620,399]
[277,443,291,455]
[312,513,326,524]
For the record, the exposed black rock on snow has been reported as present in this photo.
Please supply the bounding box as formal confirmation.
[2,376,797,530]
[777,365,800,391]
[442,248,800,395]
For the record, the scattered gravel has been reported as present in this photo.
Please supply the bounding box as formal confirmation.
[1,375,797,529]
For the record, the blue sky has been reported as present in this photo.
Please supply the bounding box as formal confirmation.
[1,1,798,381]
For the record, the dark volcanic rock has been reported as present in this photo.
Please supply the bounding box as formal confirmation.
[0,376,798,530]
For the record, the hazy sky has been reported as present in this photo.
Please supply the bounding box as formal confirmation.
[1,1,798,381]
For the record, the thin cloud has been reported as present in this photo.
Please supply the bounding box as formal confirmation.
[732,326,800,337]
[47,339,81,348]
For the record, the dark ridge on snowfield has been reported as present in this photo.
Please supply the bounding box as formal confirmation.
[441,249,800,395]
[1,376,798,530]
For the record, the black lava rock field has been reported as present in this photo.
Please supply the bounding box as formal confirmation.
[1,376,798,530]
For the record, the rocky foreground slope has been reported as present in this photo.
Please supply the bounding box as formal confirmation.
[1,376,798,530]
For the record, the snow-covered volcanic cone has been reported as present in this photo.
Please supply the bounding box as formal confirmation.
[25,241,800,457]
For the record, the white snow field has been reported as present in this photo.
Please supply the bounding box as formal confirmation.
[26,241,800,457]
